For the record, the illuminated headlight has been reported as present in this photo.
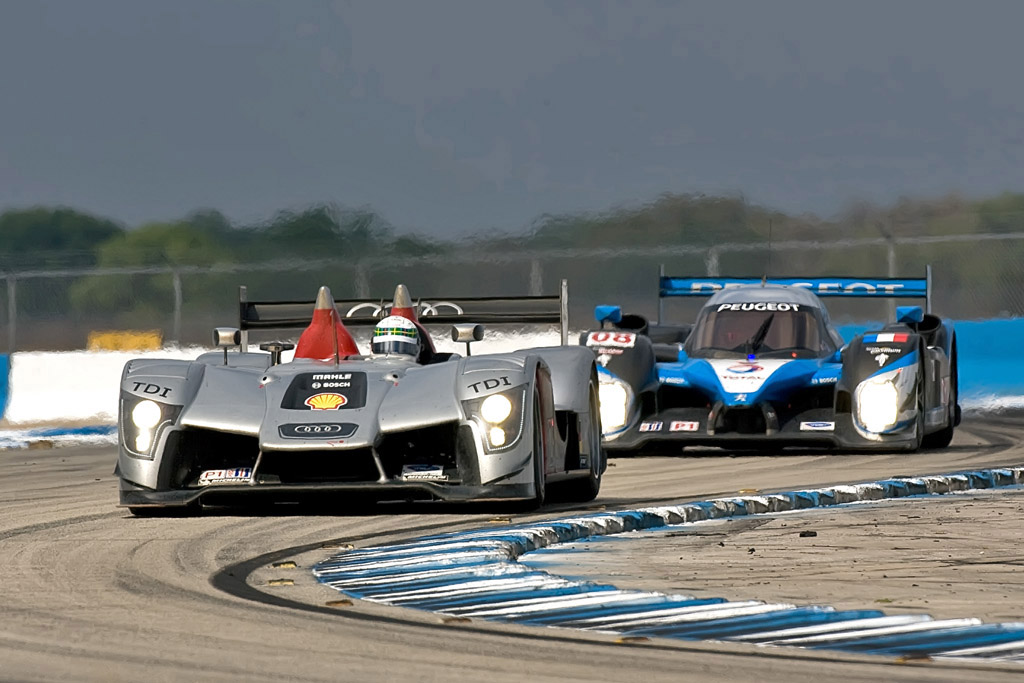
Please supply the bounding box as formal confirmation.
[480,394,513,424]
[855,378,900,432]
[598,378,632,431]
[121,397,180,458]
[462,386,526,452]
[132,400,162,429]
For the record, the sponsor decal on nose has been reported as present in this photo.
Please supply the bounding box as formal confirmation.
[305,393,348,410]
[727,362,762,374]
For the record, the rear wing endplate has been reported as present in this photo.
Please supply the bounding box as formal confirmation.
[658,265,932,317]
[237,279,569,351]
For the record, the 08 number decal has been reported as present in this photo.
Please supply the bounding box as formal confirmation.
[586,331,636,348]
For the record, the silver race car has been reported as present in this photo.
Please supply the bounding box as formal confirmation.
[116,282,604,514]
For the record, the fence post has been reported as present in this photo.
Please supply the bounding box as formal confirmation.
[6,276,15,353]
[171,270,183,346]
[887,235,897,321]
[529,259,543,296]
[705,248,720,276]
[355,264,370,298]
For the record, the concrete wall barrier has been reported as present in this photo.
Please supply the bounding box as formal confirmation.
[0,354,9,421]
[0,320,1021,428]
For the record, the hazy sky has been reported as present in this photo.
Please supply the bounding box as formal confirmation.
[2,0,1023,236]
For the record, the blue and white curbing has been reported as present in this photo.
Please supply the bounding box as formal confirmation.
[314,468,1024,662]
[0,425,117,450]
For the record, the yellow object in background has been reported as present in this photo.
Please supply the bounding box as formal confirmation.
[87,330,163,351]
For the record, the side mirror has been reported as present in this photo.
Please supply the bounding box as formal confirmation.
[594,305,622,328]
[213,327,242,365]
[831,348,843,363]
[896,306,924,324]
[451,323,485,356]
[213,327,241,347]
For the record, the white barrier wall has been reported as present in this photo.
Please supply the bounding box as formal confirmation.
[4,348,208,426]
[2,320,1015,428]
[1,330,565,427]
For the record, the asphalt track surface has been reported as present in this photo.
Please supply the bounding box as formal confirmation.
[2,414,1023,682]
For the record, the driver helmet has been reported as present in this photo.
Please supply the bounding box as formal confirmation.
[371,315,421,358]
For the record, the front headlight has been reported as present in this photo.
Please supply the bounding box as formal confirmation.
[132,400,162,429]
[855,377,900,432]
[462,386,527,452]
[121,397,181,458]
[598,377,633,432]
[480,394,513,423]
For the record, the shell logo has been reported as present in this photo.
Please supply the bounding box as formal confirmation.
[304,393,348,410]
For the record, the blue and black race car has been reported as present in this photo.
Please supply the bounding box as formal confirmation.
[588,272,959,453]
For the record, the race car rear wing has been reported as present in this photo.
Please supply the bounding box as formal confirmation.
[237,279,569,350]
[657,265,932,318]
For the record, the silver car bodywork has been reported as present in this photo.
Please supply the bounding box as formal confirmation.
[117,283,604,512]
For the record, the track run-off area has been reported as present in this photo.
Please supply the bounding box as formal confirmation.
[1,413,1023,682]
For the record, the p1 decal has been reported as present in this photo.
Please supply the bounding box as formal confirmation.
[198,468,252,485]
[639,421,663,432]
[586,331,636,348]
[800,421,835,432]
[305,393,347,410]
[669,421,699,432]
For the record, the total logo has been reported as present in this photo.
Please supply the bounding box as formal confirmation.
[727,362,763,374]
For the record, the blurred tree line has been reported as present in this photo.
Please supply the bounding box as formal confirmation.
[2,191,1024,335]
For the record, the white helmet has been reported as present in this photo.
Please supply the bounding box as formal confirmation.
[371,315,421,358]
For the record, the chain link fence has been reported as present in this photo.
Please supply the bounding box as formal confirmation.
[3,232,1024,351]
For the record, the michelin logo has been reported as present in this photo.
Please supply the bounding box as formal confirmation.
[800,421,835,432]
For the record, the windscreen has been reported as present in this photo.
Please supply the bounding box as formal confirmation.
[687,302,834,359]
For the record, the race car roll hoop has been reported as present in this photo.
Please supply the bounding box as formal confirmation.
[587,266,959,453]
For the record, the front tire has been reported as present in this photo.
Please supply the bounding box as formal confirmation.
[908,355,925,452]
[528,387,546,508]
[923,344,957,450]
[560,380,603,503]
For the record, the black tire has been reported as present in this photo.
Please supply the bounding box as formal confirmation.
[529,387,546,509]
[908,355,925,452]
[560,380,604,503]
[922,344,957,450]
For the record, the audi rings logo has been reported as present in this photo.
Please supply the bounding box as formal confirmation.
[294,424,344,434]
[345,301,465,317]
[278,423,358,439]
